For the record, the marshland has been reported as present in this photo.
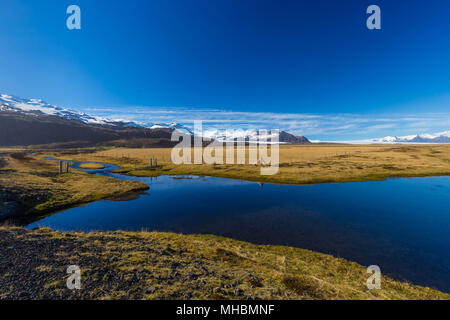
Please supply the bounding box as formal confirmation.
[1,144,449,299]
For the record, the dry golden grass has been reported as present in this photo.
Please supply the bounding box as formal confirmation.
[77,163,105,170]
[1,227,448,300]
[1,146,449,299]
[51,144,450,184]
[0,153,148,216]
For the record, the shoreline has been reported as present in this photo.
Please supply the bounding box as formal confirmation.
[116,167,450,186]
[3,147,449,224]
[1,147,450,300]
[0,152,149,224]
[46,144,450,186]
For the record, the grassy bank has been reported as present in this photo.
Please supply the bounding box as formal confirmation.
[48,144,450,185]
[0,227,448,300]
[77,163,105,170]
[9,144,448,219]
[0,152,148,219]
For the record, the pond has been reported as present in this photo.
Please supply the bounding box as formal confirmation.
[25,162,450,293]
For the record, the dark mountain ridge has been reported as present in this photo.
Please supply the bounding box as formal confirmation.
[0,94,311,147]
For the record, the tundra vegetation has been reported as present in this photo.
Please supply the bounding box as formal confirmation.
[2,144,449,217]
[0,227,448,300]
[48,144,450,184]
[1,144,449,299]
[0,150,147,218]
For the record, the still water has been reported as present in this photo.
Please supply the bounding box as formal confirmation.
[26,163,450,292]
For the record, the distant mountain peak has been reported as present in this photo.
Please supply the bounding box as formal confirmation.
[1,93,311,145]
[0,93,135,127]
[372,131,450,143]
[0,94,200,133]
[149,122,194,135]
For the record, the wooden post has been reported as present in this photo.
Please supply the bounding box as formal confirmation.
[59,161,62,174]
[150,158,153,167]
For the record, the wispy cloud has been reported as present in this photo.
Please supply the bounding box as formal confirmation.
[80,105,450,140]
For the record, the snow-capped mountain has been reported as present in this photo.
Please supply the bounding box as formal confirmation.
[200,129,309,144]
[1,93,310,145]
[370,131,450,144]
[0,94,138,127]
[150,122,194,135]
[328,131,450,144]
[0,93,180,147]
[0,94,192,133]
[147,122,310,143]
[201,129,275,142]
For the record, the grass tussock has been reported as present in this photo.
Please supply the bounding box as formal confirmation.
[282,275,327,299]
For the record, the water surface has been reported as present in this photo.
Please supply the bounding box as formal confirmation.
[25,164,450,292]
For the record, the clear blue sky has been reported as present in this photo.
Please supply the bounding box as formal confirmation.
[1,0,449,139]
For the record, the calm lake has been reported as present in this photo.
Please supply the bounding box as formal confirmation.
[25,163,450,293]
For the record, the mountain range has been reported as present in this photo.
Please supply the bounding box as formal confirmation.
[333,132,450,144]
[370,132,450,144]
[5,93,447,146]
[0,94,176,147]
[0,94,310,146]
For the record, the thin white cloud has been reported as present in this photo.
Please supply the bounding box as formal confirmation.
[79,105,450,140]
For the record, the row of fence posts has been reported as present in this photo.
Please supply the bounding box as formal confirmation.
[149,158,158,168]
[58,160,70,174]
[53,151,357,174]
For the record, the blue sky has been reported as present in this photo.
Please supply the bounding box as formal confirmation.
[1,0,449,140]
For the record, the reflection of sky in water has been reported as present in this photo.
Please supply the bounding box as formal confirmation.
[26,171,450,293]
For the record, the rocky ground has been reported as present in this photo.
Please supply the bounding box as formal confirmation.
[1,227,448,300]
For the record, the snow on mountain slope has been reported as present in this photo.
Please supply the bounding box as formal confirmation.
[201,129,279,142]
[0,94,128,126]
[371,131,450,143]
[199,129,310,144]
[0,94,305,144]
[329,131,450,144]
[150,122,194,135]
[0,94,197,133]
